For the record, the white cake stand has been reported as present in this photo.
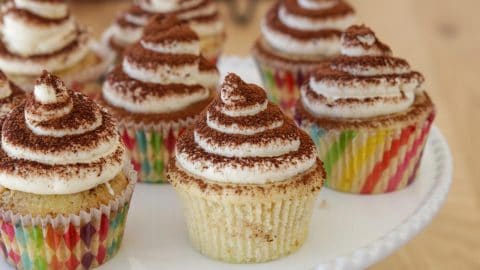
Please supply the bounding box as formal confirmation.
[1,57,453,270]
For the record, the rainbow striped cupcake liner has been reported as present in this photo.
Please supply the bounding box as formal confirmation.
[120,124,186,183]
[253,58,311,117]
[299,112,435,194]
[0,165,136,270]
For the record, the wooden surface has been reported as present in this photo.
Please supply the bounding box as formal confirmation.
[70,0,479,269]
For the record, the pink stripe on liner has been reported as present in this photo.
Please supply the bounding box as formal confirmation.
[386,114,435,192]
[360,126,415,194]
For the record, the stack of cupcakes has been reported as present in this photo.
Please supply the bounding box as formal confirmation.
[102,15,219,183]
[0,0,112,95]
[252,0,355,115]
[0,71,136,269]
[104,0,225,63]
[296,25,435,194]
[167,73,325,263]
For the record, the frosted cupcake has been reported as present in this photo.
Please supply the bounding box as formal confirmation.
[295,25,435,194]
[104,0,225,63]
[252,0,355,115]
[0,70,25,118]
[167,73,325,263]
[102,15,218,183]
[0,0,112,95]
[0,71,136,269]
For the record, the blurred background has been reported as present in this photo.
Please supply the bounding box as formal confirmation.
[70,0,479,269]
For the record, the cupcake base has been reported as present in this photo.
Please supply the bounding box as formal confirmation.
[296,93,435,194]
[167,159,324,263]
[0,166,136,269]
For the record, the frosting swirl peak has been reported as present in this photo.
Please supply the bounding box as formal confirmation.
[0,71,126,195]
[261,0,355,57]
[103,15,218,114]
[300,25,424,119]
[176,73,317,184]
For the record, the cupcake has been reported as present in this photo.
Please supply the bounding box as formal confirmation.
[0,0,112,95]
[0,70,25,118]
[0,71,136,269]
[295,25,435,194]
[167,73,325,263]
[252,0,355,115]
[103,0,225,63]
[101,15,219,183]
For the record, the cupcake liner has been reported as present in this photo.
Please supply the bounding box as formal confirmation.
[253,57,312,117]
[177,191,315,263]
[168,162,324,263]
[0,164,137,270]
[301,112,435,194]
[119,118,195,183]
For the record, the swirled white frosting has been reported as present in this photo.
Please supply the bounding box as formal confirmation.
[0,0,91,75]
[176,73,317,184]
[106,0,223,51]
[300,25,424,118]
[103,15,218,114]
[260,0,355,56]
[14,0,68,19]
[0,71,126,195]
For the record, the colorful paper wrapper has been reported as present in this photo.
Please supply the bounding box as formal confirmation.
[298,112,435,194]
[253,57,314,117]
[119,118,195,183]
[168,162,323,263]
[0,164,137,270]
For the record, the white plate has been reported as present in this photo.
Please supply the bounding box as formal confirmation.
[1,57,453,270]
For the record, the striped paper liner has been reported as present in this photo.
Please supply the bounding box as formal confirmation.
[0,165,136,270]
[118,118,195,183]
[253,57,312,117]
[168,164,323,263]
[300,112,435,194]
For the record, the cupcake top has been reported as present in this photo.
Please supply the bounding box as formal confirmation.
[0,70,25,116]
[300,25,425,119]
[260,0,355,58]
[175,73,317,184]
[0,71,126,195]
[103,15,218,118]
[108,0,223,51]
[0,0,91,75]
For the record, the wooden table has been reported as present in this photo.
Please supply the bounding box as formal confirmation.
[71,0,480,269]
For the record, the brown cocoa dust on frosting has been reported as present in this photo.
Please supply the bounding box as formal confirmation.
[103,14,218,124]
[341,25,391,53]
[124,43,198,68]
[265,4,342,40]
[4,6,69,24]
[0,29,87,59]
[0,71,123,179]
[296,92,434,130]
[283,0,354,18]
[168,157,325,195]
[298,24,429,118]
[106,66,208,103]
[176,73,316,168]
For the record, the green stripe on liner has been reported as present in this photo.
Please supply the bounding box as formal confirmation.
[323,131,357,183]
